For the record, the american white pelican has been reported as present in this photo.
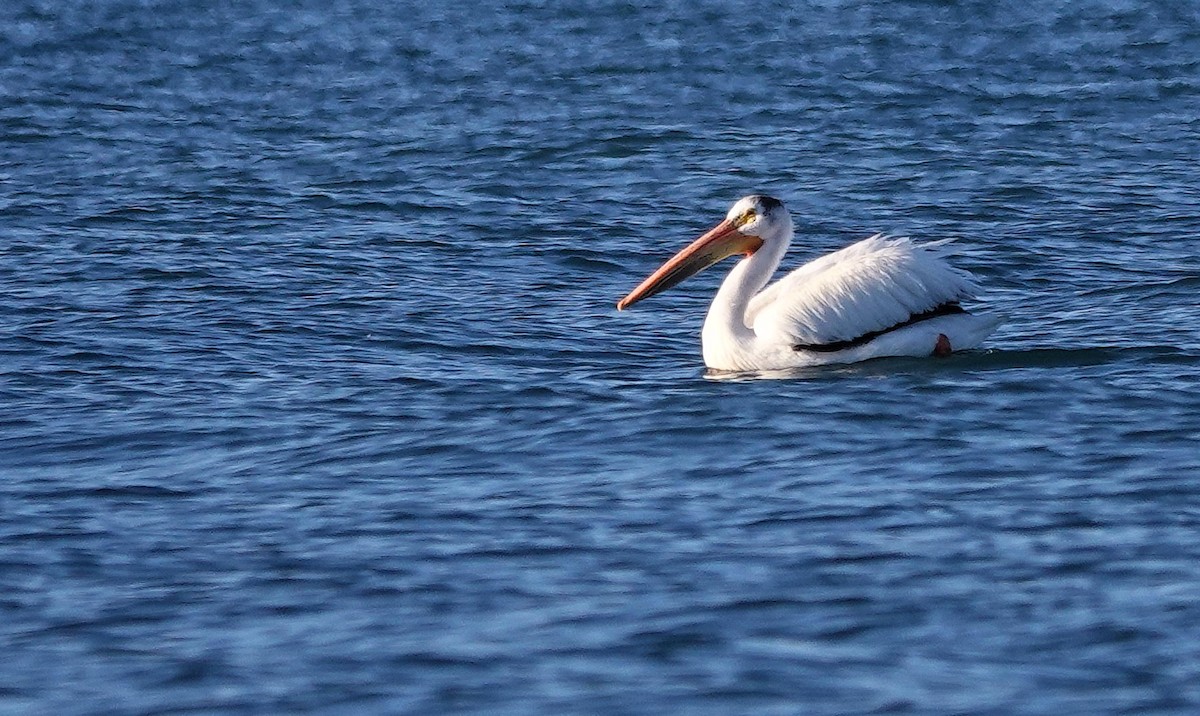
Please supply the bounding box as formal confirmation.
[617,195,1000,371]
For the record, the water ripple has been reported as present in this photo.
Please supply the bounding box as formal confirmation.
[4,0,1200,713]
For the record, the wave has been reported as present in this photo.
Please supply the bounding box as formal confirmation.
[705,345,1200,380]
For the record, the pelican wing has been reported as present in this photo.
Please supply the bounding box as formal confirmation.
[746,235,980,348]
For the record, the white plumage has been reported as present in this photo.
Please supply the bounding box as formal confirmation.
[617,195,1000,371]
[747,234,976,345]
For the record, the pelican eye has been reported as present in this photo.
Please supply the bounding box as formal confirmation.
[737,210,756,227]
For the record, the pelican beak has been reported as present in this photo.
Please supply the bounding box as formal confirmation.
[617,219,763,310]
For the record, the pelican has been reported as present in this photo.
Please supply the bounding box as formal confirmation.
[617,195,1000,371]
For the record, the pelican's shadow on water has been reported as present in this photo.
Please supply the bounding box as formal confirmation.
[703,346,1198,381]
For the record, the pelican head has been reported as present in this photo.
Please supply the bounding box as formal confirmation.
[617,194,789,310]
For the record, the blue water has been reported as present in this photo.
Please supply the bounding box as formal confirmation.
[4,1,1200,713]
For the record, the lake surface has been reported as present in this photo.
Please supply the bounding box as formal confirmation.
[3,1,1200,713]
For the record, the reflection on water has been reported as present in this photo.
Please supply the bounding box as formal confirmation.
[702,346,1174,381]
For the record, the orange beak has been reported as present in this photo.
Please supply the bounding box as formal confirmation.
[617,219,763,310]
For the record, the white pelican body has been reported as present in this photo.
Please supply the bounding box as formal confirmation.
[617,195,999,371]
